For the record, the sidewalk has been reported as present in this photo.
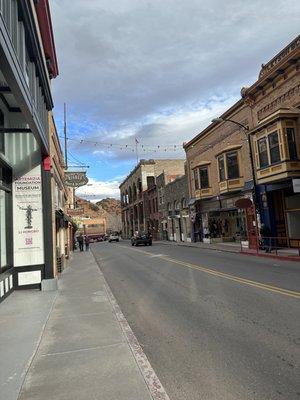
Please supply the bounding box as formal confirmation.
[155,239,241,254]
[0,252,169,400]
[155,240,300,261]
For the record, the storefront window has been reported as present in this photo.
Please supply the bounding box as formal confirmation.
[226,152,239,179]
[286,128,298,160]
[199,166,209,188]
[268,131,281,164]
[285,194,300,239]
[218,155,225,182]
[193,169,199,190]
[258,137,269,168]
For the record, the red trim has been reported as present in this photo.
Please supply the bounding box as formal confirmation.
[43,155,52,171]
[35,0,59,79]
[241,251,300,262]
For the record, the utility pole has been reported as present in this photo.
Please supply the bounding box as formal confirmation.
[64,102,68,170]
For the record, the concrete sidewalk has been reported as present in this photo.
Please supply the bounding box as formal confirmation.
[1,251,169,400]
[155,240,300,260]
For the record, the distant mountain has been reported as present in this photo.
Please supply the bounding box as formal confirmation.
[96,198,121,214]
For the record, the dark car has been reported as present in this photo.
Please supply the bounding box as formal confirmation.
[131,231,152,246]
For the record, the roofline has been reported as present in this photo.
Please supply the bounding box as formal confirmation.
[183,98,244,149]
[245,34,300,96]
[119,158,185,189]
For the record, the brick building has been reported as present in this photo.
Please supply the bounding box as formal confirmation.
[185,34,300,247]
[163,174,191,242]
[185,100,253,243]
[120,159,185,238]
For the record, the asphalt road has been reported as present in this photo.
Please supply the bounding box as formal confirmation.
[91,241,300,400]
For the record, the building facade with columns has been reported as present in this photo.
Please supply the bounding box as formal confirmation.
[120,159,185,238]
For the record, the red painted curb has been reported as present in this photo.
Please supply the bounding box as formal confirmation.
[240,251,300,262]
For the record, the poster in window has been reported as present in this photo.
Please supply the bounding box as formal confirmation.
[13,165,44,266]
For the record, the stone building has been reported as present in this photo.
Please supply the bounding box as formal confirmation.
[164,174,190,242]
[120,159,185,238]
[185,34,300,247]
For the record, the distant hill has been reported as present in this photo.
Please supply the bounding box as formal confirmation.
[96,198,121,214]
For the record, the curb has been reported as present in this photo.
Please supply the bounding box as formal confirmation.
[156,241,300,262]
[92,250,170,400]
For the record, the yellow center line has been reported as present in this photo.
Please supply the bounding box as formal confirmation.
[119,245,300,299]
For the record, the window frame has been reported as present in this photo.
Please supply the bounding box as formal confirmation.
[218,155,226,182]
[199,165,209,189]
[286,127,298,161]
[268,131,281,164]
[226,151,240,179]
[193,168,200,190]
[258,136,269,168]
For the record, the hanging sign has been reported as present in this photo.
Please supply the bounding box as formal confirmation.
[65,171,88,187]
[13,165,44,266]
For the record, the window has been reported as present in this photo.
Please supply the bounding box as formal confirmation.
[218,155,225,181]
[268,131,281,164]
[286,128,297,160]
[193,169,199,190]
[258,137,269,168]
[226,152,239,179]
[199,166,209,188]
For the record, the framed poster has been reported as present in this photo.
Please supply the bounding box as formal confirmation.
[13,165,44,266]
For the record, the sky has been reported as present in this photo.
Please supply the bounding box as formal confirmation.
[50,0,300,201]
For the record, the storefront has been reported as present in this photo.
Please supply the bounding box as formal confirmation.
[195,194,250,243]
[257,181,300,247]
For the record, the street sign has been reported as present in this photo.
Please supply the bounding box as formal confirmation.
[66,207,84,216]
[292,178,300,193]
[65,171,88,187]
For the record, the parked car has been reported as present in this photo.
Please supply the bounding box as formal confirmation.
[108,233,119,242]
[131,231,152,246]
[87,234,104,243]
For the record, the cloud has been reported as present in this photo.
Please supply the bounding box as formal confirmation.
[75,177,121,201]
[50,0,300,190]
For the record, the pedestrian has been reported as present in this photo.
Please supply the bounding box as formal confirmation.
[260,223,272,252]
[77,233,84,252]
[85,235,90,251]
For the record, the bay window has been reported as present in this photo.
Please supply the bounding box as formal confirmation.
[226,152,239,179]
[199,166,209,188]
[218,155,225,182]
[286,128,298,160]
[258,137,268,168]
[268,131,281,163]
[193,168,199,190]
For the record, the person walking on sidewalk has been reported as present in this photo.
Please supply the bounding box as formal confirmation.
[85,235,90,251]
[77,233,84,252]
[260,223,272,253]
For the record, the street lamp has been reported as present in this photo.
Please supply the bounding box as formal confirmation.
[211,117,256,191]
[211,116,259,245]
